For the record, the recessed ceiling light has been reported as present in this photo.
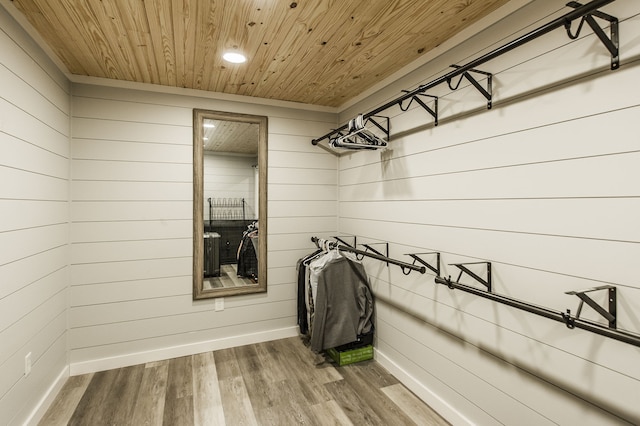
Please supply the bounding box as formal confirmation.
[223,52,247,64]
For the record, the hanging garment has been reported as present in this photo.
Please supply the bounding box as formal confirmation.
[305,248,339,337]
[237,226,258,280]
[308,248,342,303]
[309,256,374,352]
[306,247,360,338]
[296,249,321,335]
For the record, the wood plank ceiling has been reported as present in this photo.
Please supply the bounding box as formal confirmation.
[203,118,259,154]
[9,0,511,107]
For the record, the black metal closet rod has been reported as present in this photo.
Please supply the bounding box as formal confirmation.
[435,276,640,348]
[312,0,616,146]
[311,237,426,274]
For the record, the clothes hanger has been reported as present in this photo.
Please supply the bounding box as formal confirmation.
[330,131,386,150]
[330,114,387,150]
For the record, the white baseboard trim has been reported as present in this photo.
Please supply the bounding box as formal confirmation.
[25,365,70,426]
[70,326,299,376]
[375,348,473,426]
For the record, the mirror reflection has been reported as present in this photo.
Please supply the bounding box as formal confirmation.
[193,109,267,300]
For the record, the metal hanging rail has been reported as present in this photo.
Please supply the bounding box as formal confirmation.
[434,275,640,348]
[311,237,426,274]
[311,0,618,146]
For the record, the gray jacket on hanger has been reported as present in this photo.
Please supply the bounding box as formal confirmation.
[310,256,374,352]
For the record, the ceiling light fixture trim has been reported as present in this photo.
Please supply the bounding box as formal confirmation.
[222,52,247,63]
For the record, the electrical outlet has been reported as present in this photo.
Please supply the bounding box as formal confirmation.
[25,352,32,376]
[215,298,224,311]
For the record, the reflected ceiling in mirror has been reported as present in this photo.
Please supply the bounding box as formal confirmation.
[203,118,259,155]
[193,109,267,300]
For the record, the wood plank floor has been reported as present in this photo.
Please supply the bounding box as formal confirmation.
[204,264,256,289]
[39,337,449,426]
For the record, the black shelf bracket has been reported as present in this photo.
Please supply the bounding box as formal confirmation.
[333,235,357,248]
[451,261,492,292]
[564,285,617,329]
[405,252,441,276]
[565,1,619,70]
[365,115,390,141]
[434,274,640,348]
[359,243,389,265]
[399,92,439,126]
[447,65,493,109]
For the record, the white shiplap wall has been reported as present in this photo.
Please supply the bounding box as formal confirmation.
[336,1,640,425]
[204,153,257,221]
[0,4,70,425]
[69,83,338,371]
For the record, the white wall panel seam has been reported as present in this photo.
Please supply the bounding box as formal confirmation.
[0,309,66,372]
[71,116,191,130]
[0,164,69,182]
[338,104,640,174]
[339,216,640,245]
[71,93,337,124]
[0,245,67,269]
[0,19,69,95]
[68,312,297,349]
[338,152,640,186]
[0,64,68,118]
[0,328,66,401]
[69,274,190,286]
[70,255,190,265]
[375,317,553,424]
[0,285,66,334]
[2,132,69,161]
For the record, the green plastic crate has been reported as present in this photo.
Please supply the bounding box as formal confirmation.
[326,345,373,366]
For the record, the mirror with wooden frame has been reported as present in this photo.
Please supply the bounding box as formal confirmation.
[193,109,267,300]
